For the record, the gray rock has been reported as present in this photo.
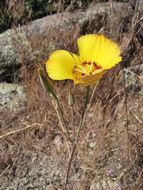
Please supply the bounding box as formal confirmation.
[90,177,121,190]
[0,2,133,82]
[0,83,26,111]
[0,151,64,190]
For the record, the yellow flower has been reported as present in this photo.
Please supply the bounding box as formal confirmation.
[45,34,122,86]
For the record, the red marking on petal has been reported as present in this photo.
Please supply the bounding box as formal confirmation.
[93,62,102,69]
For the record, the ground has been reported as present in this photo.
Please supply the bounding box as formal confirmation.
[0,1,143,190]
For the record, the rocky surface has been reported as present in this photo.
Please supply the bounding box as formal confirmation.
[0,151,65,190]
[0,2,135,82]
[0,1,143,190]
[0,83,26,111]
[90,178,121,190]
[1,1,140,112]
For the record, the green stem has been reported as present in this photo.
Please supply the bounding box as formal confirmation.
[64,86,90,190]
[52,98,72,142]
[64,143,76,190]
[75,86,90,143]
[64,82,99,190]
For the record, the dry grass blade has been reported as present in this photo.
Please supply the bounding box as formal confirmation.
[0,123,42,140]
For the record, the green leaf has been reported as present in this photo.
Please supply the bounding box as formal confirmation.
[68,89,74,106]
[38,69,58,100]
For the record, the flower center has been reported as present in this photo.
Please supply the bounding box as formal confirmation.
[73,61,102,76]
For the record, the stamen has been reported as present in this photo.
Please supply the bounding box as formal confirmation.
[73,61,102,76]
[74,64,86,73]
[89,62,94,73]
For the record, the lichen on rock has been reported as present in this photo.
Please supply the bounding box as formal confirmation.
[0,83,26,111]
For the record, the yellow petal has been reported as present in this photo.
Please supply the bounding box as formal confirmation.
[75,69,106,86]
[78,34,122,69]
[45,50,79,80]
[78,34,98,61]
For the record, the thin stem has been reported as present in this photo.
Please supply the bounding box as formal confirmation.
[52,98,72,142]
[122,68,130,161]
[123,68,129,135]
[71,105,75,140]
[64,83,99,190]
[64,144,76,190]
[75,82,99,143]
[64,86,90,190]
[57,100,69,136]
[75,86,90,143]
[89,81,99,106]
[38,69,71,141]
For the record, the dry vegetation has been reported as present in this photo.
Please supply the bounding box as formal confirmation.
[0,0,143,190]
